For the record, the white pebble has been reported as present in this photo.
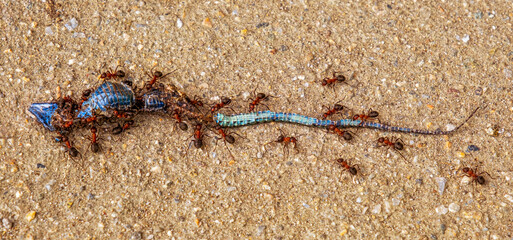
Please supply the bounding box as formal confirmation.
[461,176,472,185]
[392,198,400,206]
[435,177,447,195]
[2,218,12,229]
[462,34,470,43]
[435,205,448,215]
[504,194,513,203]
[45,27,53,35]
[371,204,381,214]
[68,59,75,65]
[226,186,236,192]
[65,18,78,31]
[448,203,460,213]
[446,124,456,131]
[176,18,183,28]
[137,44,144,50]
[356,197,362,203]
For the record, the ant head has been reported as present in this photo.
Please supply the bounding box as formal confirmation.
[277,135,285,142]
[461,167,470,173]
[336,75,346,82]
[335,158,344,164]
[91,126,97,133]
[100,73,107,79]
[394,141,404,150]
[349,167,357,175]
[369,111,379,118]
[352,115,360,120]
[116,70,126,78]
[195,124,202,130]
[343,132,353,141]
[69,147,79,157]
[328,125,336,130]
[334,104,344,111]
[256,93,266,99]
[125,120,135,125]
[290,137,298,142]
[221,97,231,105]
[321,79,328,86]
[476,176,486,185]
[194,139,203,148]
[154,71,163,78]
[377,137,385,143]
[83,89,92,95]
[225,135,235,144]
[178,122,188,131]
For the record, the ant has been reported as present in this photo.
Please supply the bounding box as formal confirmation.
[99,66,125,80]
[192,124,204,149]
[112,110,130,118]
[213,125,238,159]
[265,129,300,159]
[322,102,345,119]
[334,158,359,176]
[321,72,346,87]
[145,67,173,90]
[377,136,407,161]
[327,125,353,141]
[211,96,232,113]
[352,109,380,124]
[185,95,204,107]
[57,135,79,157]
[461,167,493,185]
[112,120,134,135]
[89,126,100,153]
[80,89,92,106]
[249,91,274,112]
[172,110,188,131]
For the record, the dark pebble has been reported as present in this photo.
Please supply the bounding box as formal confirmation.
[280,45,288,51]
[475,87,483,96]
[256,22,269,28]
[37,163,46,168]
[467,145,480,152]
[431,234,437,240]
[87,193,95,200]
[441,224,446,233]
[415,179,423,185]
[130,231,142,240]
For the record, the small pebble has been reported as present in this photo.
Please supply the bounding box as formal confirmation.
[65,18,78,31]
[87,193,95,200]
[2,218,12,229]
[256,22,269,28]
[371,204,381,214]
[26,211,36,222]
[356,197,362,203]
[45,27,53,35]
[256,225,266,236]
[466,145,480,152]
[435,177,447,195]
[202,18,213,28]
[475,87,483,95]
[440,224,446,233]
[416,179,423,185]
[130,231,142,240]
[446,124,456,131]
[176,18,183,28]
[435,205,448,215]
[36,163,46,168]
[448,203,460,213]
[462,35,470,43]
[504,194,513,203]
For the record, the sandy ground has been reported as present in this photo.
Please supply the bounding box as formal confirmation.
[1,0,513,239]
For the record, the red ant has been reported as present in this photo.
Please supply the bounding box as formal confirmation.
[112,110,130,118]
[112,120,134,135]
[185,95,204,107]
[352,109,380,123]
[377,136,407,161]
[145,67,173,90]
[322,102,345,119]
[321,72,346,87]
[89,126,100,153]
[172,110,188,131]
[211,96,232,113]
[213,125,238,159]
[99,66,125,80]
[334,158,359,176]
[79,89,92,107]
[461,167,492,185]
[192,124,204,149]
[265,129,300,159]
[327,125,353,141]
[249,92,273,112]
[57,135,79,157]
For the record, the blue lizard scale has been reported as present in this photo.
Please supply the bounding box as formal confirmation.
[77,81,135,119]
[214,111,465,135]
